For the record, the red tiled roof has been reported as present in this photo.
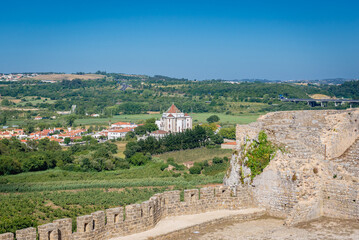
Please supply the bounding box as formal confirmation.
[109,128,132,133]
[151,130,168,134]
[166,104,181,114]
[112,122,133,125]
[223,141,236,145]
[167,114,174,118]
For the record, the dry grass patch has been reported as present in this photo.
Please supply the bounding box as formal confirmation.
[154,147,232,164]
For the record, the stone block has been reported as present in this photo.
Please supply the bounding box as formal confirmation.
[0,233,14,240]
[15,227,36,240]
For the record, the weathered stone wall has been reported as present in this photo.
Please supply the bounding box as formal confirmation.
[1,185,255,240]
[236,109,359,159]
[322,179,359,219]
[231,109,359,224]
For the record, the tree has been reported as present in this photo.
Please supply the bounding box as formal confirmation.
[1,99,11,107]
[207,115,220,123]
[219,127,236,140]
[64,137,71,145]
[125,131,136,141]
[0,115,6,125]
[134,125,147,135]
[66,115,76,127]
[211,134,224,144]
[129,152,148,166]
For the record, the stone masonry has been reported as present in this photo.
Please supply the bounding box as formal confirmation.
[225,109,359,224]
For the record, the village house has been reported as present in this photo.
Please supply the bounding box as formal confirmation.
[149,130,169,139]
[108,128,133,140]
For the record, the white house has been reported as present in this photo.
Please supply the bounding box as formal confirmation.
[150,130,169,139]
[108,128,133,140]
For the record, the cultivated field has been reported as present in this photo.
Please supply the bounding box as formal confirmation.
[0,158,226,233]
[22,74,103,81]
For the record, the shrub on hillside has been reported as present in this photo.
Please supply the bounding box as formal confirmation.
[189,165,202,174]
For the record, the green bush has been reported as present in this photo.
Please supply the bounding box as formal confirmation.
[189,165,202,174]
[129,153,149,166]
[212,157,223,164]
[160,163,169,171]
[245,131,277,179]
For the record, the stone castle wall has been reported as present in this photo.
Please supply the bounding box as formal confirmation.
[232,109,359,223]
[322,179,359,219]
[0,185,255,240]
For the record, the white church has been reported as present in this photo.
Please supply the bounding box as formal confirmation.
[155,104,193,133]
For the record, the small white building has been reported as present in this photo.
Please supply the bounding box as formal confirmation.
[111,122,137,129]
[108,128,133,140]
[150,130,169,139]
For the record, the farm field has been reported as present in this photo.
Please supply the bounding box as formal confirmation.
[75,112,261,126]
[154,147,232,164]
[22,74,103,81]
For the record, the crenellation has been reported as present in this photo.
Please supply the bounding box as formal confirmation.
[38,223,58,240]
[53,218,72,240]
[184,189,199,203]
[76,215,93,233]
[0,233,14,240]
[15,227,36,240]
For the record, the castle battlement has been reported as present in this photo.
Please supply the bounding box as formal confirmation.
[0,185,255,240]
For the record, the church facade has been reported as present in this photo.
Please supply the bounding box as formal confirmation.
[155,104,192,133]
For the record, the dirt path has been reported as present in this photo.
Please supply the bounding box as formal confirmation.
[187,217,359,240]
[111,208,266,240]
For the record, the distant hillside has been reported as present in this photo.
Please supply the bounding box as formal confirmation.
[23,74,104,81]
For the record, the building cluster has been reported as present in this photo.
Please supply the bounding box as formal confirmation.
[0,127,86,144]
[0,104,193,144]
[0,73,38,81]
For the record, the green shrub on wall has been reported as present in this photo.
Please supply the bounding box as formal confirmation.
[245,131,277,179]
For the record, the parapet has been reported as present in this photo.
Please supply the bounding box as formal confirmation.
[2,185,253,240]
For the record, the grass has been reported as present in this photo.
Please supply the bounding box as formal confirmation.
[75,112,261,126]
[225,102,268,114]
[154,147,232,164]
[114,141,127,158]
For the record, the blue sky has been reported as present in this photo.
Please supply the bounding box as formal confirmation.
[0,0,358,80]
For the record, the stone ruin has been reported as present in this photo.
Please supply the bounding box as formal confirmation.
[224,109,359,225]
[1,109,359,239]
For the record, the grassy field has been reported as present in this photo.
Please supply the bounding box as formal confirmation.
[114,141,127,158]
[226,102,268,114]
[75,112,261,126]
[154,147,232,163]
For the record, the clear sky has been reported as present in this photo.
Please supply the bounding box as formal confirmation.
[1,0,358,80]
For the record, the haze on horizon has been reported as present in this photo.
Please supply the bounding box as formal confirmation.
[0,0,358,80]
